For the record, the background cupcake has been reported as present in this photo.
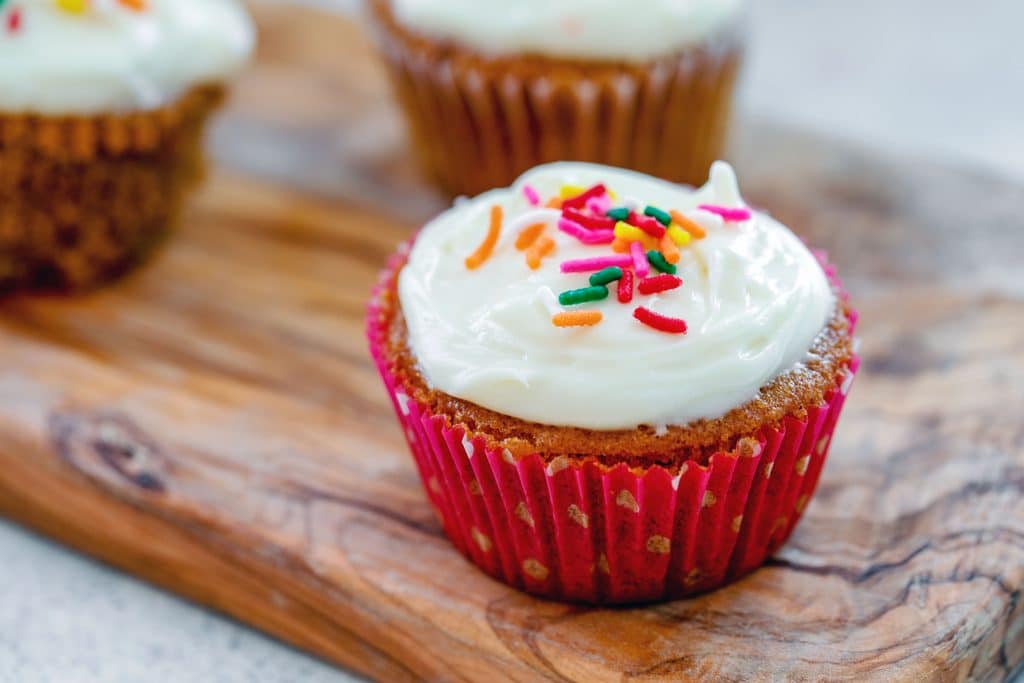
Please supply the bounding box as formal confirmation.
[369,0,745,197]
[0,0,254,293]
[368,161,857,603]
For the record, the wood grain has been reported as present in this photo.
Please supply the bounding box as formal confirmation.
[1,4,1023,681]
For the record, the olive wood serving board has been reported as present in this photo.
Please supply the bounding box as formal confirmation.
[1,5,1022,682]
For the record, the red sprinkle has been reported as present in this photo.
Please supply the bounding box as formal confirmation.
[633,306,688,334]
[7,7,22,33]
[617,268,634,304]
[562,208,615,231]
[637,274,682,295]
[627,211,667,239]
[562,183,606,210]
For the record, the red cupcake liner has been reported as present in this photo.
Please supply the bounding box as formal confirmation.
[367,245,858,604]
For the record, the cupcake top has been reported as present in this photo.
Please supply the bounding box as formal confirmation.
[387,0,744,62]
[0,0,254,115]
[398,162,835,432]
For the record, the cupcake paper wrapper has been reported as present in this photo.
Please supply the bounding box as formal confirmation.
[367,246,858,604]
[0,85,224,292]
[370,0,744,197]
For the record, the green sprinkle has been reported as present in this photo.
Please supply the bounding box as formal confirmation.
[559,285,609,306]
[647,250,676,275]
[589,266,623,286]
[644,205,672,226]
[606,207,630,221]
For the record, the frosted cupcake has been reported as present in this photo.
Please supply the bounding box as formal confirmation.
[368,161,858,604]
[368,0,745,197]
[0,0,254,292]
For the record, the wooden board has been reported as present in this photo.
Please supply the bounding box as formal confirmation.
[2,5,1023,682]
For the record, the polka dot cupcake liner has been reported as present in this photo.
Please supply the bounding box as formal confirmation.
[367,246,858,604]
[368,0,745,198]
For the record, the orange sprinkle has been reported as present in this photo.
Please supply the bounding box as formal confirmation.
[117,0,147,9]
[465,204,503,270]
[515,222,546,251]
[545,197,564,210]
[611,237,630,253]
[670,209,707,239]
[659,233,680,264]
[526,235,556,270]
[552,310,603,328]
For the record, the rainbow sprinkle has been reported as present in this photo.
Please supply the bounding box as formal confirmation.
[526,235,556,270]
[462,179,730,333]
[630,241,649,278]
[606,207,630,222]
[646,250,676,275]
[562,183,606,210]
[644,206,673,226]
[560,254,633,273]
[697,204,752,222]
[558,218,615,245]
[634,306,688,334]
[464,204,503,270]
[523,184,541,206]
[515,222,546,251]
[589,266,623,287]
[552,310,602,328]
[617,268,634,304]
[559,286,609,306]
[5,5,20,33]
[637,273,682,295]
[670,210,707,239]
[7,0,149,33]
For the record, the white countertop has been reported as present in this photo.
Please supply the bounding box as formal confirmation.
[2,1,1021,681]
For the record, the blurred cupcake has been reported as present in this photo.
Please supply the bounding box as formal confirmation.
[368,161,858,603]
[0,0,254,293]
[369,0,745,197]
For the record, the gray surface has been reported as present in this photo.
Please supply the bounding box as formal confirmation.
[2,1,1021,681]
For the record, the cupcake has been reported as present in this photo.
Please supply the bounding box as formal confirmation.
[0,0,254,293]
[367,161,858,604]
[368,0,745,197]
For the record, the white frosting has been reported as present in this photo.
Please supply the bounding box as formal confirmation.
[399,162,834,431]
[0,0,254,115]
[389,0,744,62]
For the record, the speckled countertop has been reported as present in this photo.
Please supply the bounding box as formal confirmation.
[2,1,1021,681]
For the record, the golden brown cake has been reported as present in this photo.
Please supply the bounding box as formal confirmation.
[369,0,744,197]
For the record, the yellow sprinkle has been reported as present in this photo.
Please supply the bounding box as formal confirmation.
[559,184,585,199]
[607,189,618,200]
[667,224,692,247]
[614,221,647,242]
[56,0,89,12]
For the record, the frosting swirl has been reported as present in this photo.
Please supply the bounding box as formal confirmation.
[0,0,254,115]
[388,0,744,62]
[398,162,834,431]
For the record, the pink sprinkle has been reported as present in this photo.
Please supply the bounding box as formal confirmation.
[698,204,752,222]
[522,184,540,206]
[560,255,634,273]
[586,195,612,215]
[558,218,614,245]
[630,241,649,278]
